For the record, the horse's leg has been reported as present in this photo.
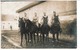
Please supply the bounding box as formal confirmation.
[30,33,33,44]
[37,32,39,42]
[42,33,44,43]
[28,33,29,42]
[40,33,42,41]
[33,33,35,43]
[20,33,23,46]
[56,33,59,41]
[25,34,27,46]
[53,33,55,41]
[46,33,49,42]
[26,34,28,42]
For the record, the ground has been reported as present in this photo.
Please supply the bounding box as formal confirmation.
[1,30,77,48]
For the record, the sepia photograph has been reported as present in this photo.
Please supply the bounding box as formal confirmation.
[1,0,77,49]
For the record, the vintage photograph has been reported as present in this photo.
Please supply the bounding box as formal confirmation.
[1,0,77,48]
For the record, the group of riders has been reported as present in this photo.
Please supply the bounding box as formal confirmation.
[18,11,62,46]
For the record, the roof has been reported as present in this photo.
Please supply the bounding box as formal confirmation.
[16,1,45,13]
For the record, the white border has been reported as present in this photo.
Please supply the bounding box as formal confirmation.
[1,0,80,50]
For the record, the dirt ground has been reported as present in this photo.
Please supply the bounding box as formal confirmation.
[1,30,77,48]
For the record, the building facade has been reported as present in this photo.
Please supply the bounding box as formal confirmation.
[1,14,19,30]
[16,1,76,26]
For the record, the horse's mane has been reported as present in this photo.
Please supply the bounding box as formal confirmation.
[27,19,33,25]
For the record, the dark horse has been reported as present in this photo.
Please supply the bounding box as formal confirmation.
[40,13,50,43]
[19,18,39,46]
[18,17,28,46]
[50,14,62,41]
[25,19,39,44]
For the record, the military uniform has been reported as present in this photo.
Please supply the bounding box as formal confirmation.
[42,16,48,26]
[33,16,38,26]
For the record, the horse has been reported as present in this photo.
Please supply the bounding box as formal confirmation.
[18,18,28,46]
[50,15,62,41]
[40,16,50,43]
[37,23,42,42]
[25,19,39,44]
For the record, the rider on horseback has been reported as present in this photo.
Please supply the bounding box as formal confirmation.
[33,12,38,26]
[23,13,28,22]
[42,12,48,26]
[40,12,50,43]
[50,11,62,41]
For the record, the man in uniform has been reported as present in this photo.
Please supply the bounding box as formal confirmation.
[51,11,61,41]
[33,12,38,26]
[42,12,48,25]
[23,12,28,22]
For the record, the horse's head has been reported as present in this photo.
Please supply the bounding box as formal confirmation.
[19,17,24,22]
[25,19,32,25]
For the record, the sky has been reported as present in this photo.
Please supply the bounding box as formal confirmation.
[1,2,33,16]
